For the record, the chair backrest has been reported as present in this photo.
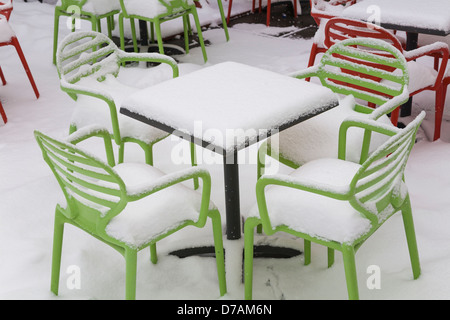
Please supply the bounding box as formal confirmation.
[349,111,424,227]
[0,0,12,20]
[324,18,404,53]
[35,130,127,231]
[315,37,409,110]
[56,31,120,85]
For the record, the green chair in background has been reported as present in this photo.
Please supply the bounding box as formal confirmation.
[53,0,121,64]
[35,128,227,300]
[257,38,411,181]
[245,111,425,300]
[118,0,212,63]
[56,31,198,173]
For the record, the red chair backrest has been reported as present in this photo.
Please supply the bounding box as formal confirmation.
[323,18,405,84]
[324,17,404,52]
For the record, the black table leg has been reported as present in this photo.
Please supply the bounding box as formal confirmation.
[223,152,242,240]
[139,20,148,46]
[401,32,419,117]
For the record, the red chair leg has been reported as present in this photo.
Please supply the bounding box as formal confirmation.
[305,42,320,82]
[434,83,448,141]
[266,0,271,26]
[11,37,39,99]
[226,0,232,23]
[0,100,7,124]
[390,107,400,127]
[293,0,298,18]
[0,66,6,85]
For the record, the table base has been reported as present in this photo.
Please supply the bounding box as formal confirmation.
[170,245,302,259]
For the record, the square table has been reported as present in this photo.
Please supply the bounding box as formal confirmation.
[342,0,450,116]
[120,61,339,245]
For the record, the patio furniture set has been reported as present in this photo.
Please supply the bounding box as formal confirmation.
[2,0,449,300]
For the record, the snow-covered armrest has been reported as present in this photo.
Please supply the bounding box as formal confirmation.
[117,51,179,78]
[125,167,210,198]
[289,65,320,80]
[403,41,449,87]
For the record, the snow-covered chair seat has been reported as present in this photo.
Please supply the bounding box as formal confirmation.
[118,0,209,63]
[245,111,425,300]
[34,129,227,300]
[56,31,179,165]
[53,0,121,64]
[258,38,410,179]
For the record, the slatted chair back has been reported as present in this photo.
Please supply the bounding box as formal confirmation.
[316,37,409,113]
[56,31,120,85]
[349,111,424,229]
[324,18,404,52]
[35,131,127,232]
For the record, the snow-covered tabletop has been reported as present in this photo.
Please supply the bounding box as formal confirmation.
[342,0,450,36]
[121,61,338,241]
[121,61,339,155]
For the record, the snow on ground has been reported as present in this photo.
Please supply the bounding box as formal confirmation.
[1,0,450,300]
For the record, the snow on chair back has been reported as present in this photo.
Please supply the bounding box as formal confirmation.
[317,37,409,111]
[348,111,424,228]
[35,131,126,228]
[56,31,120,85]
[324,18,404,52]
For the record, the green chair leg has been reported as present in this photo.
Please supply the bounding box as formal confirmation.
[190,10,207,62]
[53,9,61,65]
[342,245,359,300]
[401,195,421,279]
[244,217,260,300]
[150,243,157,264]
[328,248,335,268]
[304,240,311,265]
[210,209,227,296]
[125,249,138,300]
[50,210,65,296]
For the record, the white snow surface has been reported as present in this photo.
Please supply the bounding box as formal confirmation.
[1,0,450,300]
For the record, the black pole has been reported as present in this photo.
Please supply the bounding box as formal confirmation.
[223,152,241,240]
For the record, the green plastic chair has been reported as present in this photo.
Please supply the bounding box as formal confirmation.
[35,128,227,300]
[257,38,411,180]
[118,0,218,63]
[245,111,425,300]
[56,31,198,182]
[53,0,121,64]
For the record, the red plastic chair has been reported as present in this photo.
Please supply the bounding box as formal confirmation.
[316,18,449,140]
[0,14,39,100]
[0,0,12,20]
[227,0,298,26]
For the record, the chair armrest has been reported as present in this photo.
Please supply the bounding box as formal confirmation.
[60,79,115,104]
[338,115,401,162]
[369,87,410,120]
[125,167,213,226]
[403,42,449,87]
[66,124,110,144]
[255,172,352,234]
[66,125,116,166]
[289,65,320,80]
[117,51,179,78]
